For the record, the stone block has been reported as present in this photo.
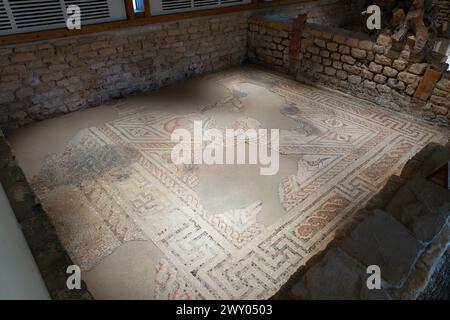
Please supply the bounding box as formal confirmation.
[433,88,450,97]
[363,80,376,89]
[387,78,406,90]
[307,46,320,55]
[377,84,391,93]
[338,45,350,55]
[314,38,326,48]
[431,104,449,116]
[375,54,392,66]
[321,31,333,40]
[322,58,332,66]
[393,59,408,71]
[346,38,359,48]
[343,63,361,75]
[361,69,374,80]
[0,92,15,104]
[383,66,399,78]
[312,55,322,63]
[377,34,392,47]
[341,210,423,288]
[336,70,348,80]
[408,63,428,75]
[333,34,346,44]
[327,42,338,52]
[351,48,367,60]
[348,75,362,85]
[291,248,391,300]
[436,78,450,92]
[10,52,35,63]
[324,66,337,76]
[312,63,324,73]
[320,49,330,58]
[417,144,450,178]
[373,45,386,55]
[369,62,383,73]
[341,55,356,65]
[357,40,373,51]
[406,85,416,96]
[374,74,387,84]
[386,176,450,244]
[400,48,411,61]
[15,87,34,99]
[333,61,343,70]
[398,72,419,84]
[0,81,20,92]
[430,95,450,107]
[331,52,341,60]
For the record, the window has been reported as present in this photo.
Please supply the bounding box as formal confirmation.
[132,0,146,13]
[149,0,252,16]
[0,0,127,36]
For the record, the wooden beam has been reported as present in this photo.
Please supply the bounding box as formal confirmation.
[124,0,136,20]
[0,0,312,46]
[145,0,151,18]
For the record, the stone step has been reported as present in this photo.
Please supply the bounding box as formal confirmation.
[340,209,423,288]
[419,145,450,179]
[386,176,450,244]
[290,247,391,300]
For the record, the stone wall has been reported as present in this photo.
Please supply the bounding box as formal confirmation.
[433,0,450,35]
[247,0,366,73]
[0,13,248,131]
[298,24,450,125]
[247,15,293,73]
[426,74,450,122]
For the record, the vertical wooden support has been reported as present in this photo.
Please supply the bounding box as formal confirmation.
[124,0,136,20]
[145,0,151,17]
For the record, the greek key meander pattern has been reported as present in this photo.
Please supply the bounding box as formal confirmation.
[32,67,449,299]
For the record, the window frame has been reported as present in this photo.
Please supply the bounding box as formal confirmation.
[0,0,307,46]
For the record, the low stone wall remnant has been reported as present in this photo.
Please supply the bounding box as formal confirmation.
[0,13,249,131]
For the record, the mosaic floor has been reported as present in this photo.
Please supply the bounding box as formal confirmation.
[14,67,448,299]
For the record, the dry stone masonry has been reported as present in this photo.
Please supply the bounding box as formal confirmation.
[298,24,450,125]
[2,1,447,131]
[426,75,450,122]
[433,0,450,35]
[0,13,248,131]
[248,15,293,73]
